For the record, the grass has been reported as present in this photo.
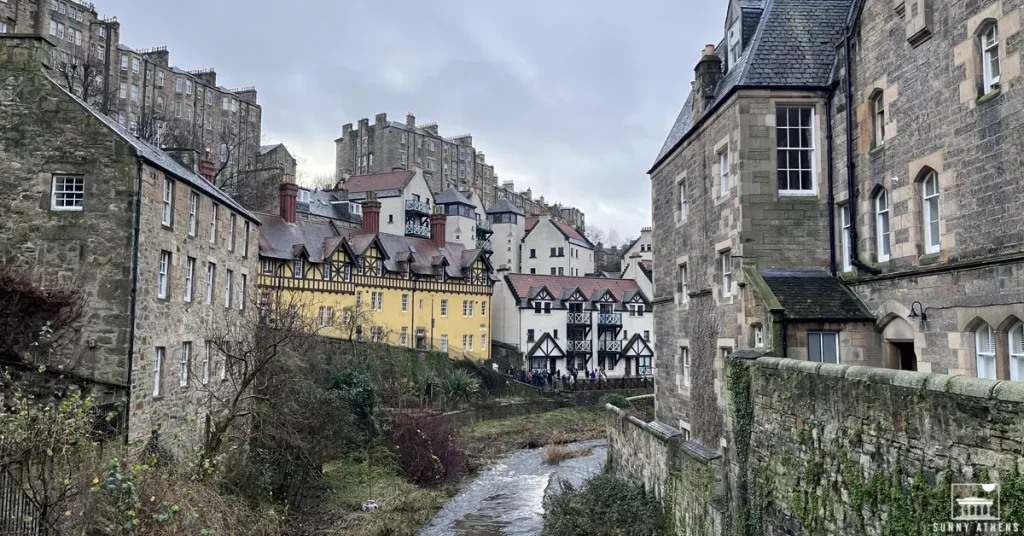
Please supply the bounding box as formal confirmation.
[460,406,606,465]
[299,460,454,536]
[543,444,594,465]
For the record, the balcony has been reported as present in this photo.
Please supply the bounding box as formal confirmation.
[405,221,430,238]
[405,198,431,215]
[598,313,622,326]
[566,340,592,353]
[598,340,622,352]
[567,312,591,325]
[475,239,493,252]
[476,219,493,234]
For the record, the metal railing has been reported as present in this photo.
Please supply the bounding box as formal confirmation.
[476,219,493,232]
[598,313,622,325]
[405,221,430,238]
[475,239,493,251]
[567,312,591,325]
[405,198,431,214]
[567,340,592,352]
[598,340,622,352]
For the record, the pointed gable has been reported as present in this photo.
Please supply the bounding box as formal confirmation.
[527,286,555,301]
[622,334,654,358]
[527,333,565,358]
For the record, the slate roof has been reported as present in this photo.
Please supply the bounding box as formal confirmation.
[523,217,592,248]
[256,215,336,261]
[259,143,283,155]
[297,190,362,225]
[504,273,643,307]
[341,170,415,193]
[52,78,259,223]
[434,187,475,207]
[652,0,854,169]
[759,269,872,321]
[487,199,526,216]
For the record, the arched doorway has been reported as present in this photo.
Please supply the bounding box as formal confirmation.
[882,316,917,371]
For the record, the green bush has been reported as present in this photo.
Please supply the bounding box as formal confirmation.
[543,474,671,536]
[442,369,480,408]
[598,394,631,409]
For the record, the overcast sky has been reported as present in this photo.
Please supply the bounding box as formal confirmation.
[102,1,725,240]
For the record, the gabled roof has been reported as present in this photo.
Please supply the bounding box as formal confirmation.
[527,333,565,358]
[591,289,617,303]
[523,217,593,248]
[505,274,643,305]
[759,269,873,321]
[434,187,475,207]
[298,190,362,224]
[622,334,654,358]
[259,143,283,155]
[487,199,525,216]
[651,0,854,171]
[341,170,415,193]
[527,286,555,300]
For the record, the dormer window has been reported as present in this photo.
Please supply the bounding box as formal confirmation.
[298,190,310,203]
[727,19,742,66]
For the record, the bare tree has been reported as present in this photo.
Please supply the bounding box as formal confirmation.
[53,47,115,112]
[584,226,607,247]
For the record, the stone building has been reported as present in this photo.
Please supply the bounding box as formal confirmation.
[333,112,582,220]
[0,36,261,447]
[650,0,1024,444]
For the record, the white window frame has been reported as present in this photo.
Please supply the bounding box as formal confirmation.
[50,175,84,210]
[210,204,218,244]
[400,327,408,346]
[120,53,128,71]
[441,299,448,317]
[161,178,173,226]
[202,341,211,385]
[807,332,840,364]
[840,205,852,272]
[719,150,729,197]
[727,18,741,65]
[402,294,409,313]
[157,71,164,87]
[720,251,732,297]
[976,324,997,379]
[679,182,687,221]
[119,81,127,99]
[175,77,183,93]
[158,251,170,299]
[679,265,688,304]
[776,106,817,195]
[325,306,333,326]
[293,259,304,279]
[180,342,191,387]
[755,325,765,347]
[982,23,1001,93]
[239,274,246,311]
[228,214,236,252]
[184,257,195,303]
[871,91,885,146]
[224,270,233,308]
[153,347,164,397]
[682,348,691,387]
[1010,322,1024,382]
[205,264,216,304]
[243,222,250,257]
[875,189,890,262]
[188,192,198,236]
[922,172,940,254]
[440,334,449,353]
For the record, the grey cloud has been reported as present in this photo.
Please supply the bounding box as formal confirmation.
[102,0,726,239]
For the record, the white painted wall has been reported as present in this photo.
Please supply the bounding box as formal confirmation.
[491,218,525,271]
[521,217,594,276]
[622,227,653,262]
[446,214,478,250]
[621,254,653,299]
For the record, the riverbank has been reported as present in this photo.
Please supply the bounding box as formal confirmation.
[298,405,606,536]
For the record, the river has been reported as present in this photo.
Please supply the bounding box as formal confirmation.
[419,439,608,536]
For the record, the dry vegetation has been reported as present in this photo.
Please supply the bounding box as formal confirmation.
[542,444,594,465]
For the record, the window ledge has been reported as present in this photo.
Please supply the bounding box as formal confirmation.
[978,87,1002,105]
[918,252,941,266]
[778,192,820,201]
[869,145,885,156]
[873,261,890,271]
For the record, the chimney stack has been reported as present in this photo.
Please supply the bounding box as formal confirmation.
[164,148,201,174]
[199,160,216,182]
[362,192,381,234]
[280,183,298,224]
[430,207,446,248]
[406,112,416,127]
[693,44,723,120]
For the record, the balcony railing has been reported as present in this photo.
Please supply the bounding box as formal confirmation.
[405,221,430,238]
[567,340,592,353]
[476,239,493,251]
[598,313,622,326]
[567,312,591,325]
[405,199,431,215]
[476,219,493,233]
[598,340,622,352]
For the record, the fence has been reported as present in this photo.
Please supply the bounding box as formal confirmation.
[0,469,39,536]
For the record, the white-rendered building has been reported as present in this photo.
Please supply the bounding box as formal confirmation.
[493,271,654,378]
[487,199,526,271]
[434,187,491,253]
[521,215,595,277]
[339,166,436,238]
[621,226,653,262]
[620,253,653,301]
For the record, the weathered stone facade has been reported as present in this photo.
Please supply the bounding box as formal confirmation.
[0,35,261,449]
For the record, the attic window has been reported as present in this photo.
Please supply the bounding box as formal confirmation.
[727,19,742,66]
[298,190,310,203]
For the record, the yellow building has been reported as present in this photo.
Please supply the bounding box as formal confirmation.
[255,187,493,359]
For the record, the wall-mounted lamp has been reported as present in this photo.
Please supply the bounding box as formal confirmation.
[908,301,927,322]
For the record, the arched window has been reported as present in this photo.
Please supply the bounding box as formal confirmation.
[980,22,1001,93]
[922,171,940,254]
[871,91,885,147]
[1011,322,1024,381]
[875,189,891,262]
[976,324,997,379]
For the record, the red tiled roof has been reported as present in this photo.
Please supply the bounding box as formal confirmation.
[525,217,538,231]
[342,170,414,193]
[553,220,588,244]
[641,260,652,271]
[504,273,640,302]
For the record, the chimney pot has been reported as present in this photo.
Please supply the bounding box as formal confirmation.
[703,44,717,56]
[361,192,381,234]
[279,183,299,224]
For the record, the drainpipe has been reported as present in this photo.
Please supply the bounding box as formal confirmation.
[843,25,882,276]
[123,156,144,444]
[825,97,837,277]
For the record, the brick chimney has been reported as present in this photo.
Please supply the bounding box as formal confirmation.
[198,160,215,182]
[362,192,381,234]
[280,183,298,223]
[693,44,723,120]
[430,208,446,248]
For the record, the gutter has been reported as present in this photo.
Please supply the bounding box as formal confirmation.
[123,155,144,444]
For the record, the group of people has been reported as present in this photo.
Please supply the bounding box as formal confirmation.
[509,366,609,389]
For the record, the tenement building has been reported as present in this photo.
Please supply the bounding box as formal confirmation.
[334,112,583,223]
[0,36,261,448]
[257,185,494,359]
[492,272,654,378]
[650,0,1024,443]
